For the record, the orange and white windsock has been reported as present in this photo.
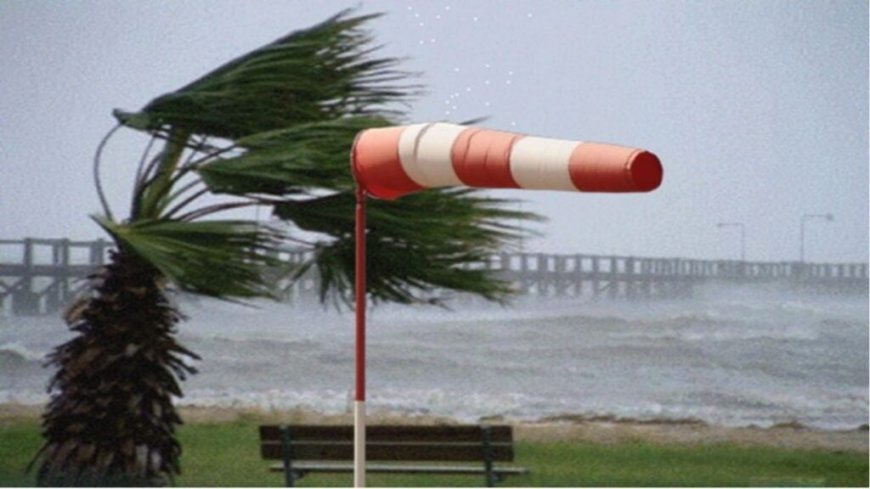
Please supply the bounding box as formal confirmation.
[350,122,663,200]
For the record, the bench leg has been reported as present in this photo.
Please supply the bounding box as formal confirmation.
[280,426,295,487]
[482,426,496,487]
[286,470,306,487]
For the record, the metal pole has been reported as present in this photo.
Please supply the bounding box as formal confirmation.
[800,216,806,263]
[354,186,367,488]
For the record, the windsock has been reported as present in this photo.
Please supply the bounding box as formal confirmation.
[350,122,663,200]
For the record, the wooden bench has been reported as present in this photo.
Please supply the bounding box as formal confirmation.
[259,424,529,487]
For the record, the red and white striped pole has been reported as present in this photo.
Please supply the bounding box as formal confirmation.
[349,122,662,487]
[353,185,367,488]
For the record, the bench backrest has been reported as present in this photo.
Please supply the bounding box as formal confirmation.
[259,425,515,462]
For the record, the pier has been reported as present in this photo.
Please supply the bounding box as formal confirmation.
[1,238,867,316]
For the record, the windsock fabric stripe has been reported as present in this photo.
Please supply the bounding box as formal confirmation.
[451,127,522,189]
[398,123,466,189]
[350,126,423,200]
[509,136,580,191]
[351,122,663,200]
[568,143,663,192]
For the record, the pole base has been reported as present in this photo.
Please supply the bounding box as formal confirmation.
[354,400,366,487]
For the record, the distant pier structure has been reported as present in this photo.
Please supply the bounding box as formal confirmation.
[1,238,867,316]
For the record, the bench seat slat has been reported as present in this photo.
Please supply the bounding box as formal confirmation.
[269,462,530,476]
[261,441,514,462]
[259,424,513,443]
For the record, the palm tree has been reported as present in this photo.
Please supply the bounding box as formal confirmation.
[33,10,538,486]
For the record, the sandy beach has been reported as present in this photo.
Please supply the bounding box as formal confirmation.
[3,402,866,454]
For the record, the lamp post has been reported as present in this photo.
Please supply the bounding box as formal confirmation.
[716,222,745,261]
[800,213,834,262]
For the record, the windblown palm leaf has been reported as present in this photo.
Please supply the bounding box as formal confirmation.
[275,189,540,305]
[197,117,384,195]
[94,217,285,299]
[114,10,413,140]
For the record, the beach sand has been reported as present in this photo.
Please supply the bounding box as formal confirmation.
[3,403,866,453]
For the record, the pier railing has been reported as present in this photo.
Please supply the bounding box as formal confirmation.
[1,238,866,315]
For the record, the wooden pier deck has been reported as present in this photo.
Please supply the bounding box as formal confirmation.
[1,238,867,316]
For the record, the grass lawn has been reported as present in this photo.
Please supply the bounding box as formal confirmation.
[1,418,866,487]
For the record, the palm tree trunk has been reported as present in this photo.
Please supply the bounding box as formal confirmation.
[35,247,199,486]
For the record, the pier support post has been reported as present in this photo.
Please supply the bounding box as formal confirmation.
[12,238,39,315]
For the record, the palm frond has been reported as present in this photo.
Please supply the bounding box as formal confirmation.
[93,216,285,299]
[197,117,387,196]
[114,10,418,140]
[274,189,544,305]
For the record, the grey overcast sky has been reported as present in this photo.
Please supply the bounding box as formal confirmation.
[1,0,867,262]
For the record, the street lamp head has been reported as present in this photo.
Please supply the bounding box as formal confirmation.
[803,213,835,222]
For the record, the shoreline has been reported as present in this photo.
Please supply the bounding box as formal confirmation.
[3,402,866,453]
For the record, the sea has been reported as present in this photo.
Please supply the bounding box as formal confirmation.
[1,284,867,430]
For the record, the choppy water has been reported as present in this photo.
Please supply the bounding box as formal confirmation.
[1,285,867,429]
